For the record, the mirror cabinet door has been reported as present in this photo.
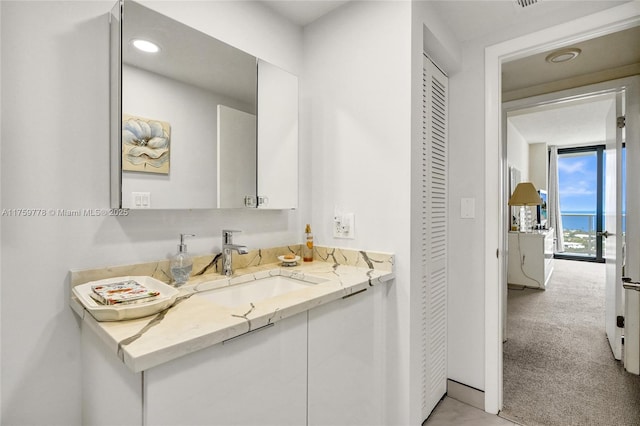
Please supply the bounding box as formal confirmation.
[257,60,299,210]
[109,0,122,208]
[111,0,298,210]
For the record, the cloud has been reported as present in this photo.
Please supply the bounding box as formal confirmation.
[558,159,588,174]
[560,180,595,198]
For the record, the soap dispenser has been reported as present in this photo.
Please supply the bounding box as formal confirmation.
[170,233,195,286]
[303,224,313,262]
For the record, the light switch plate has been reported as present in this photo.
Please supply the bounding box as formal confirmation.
[461,198,475,219]
[133,192,151,209]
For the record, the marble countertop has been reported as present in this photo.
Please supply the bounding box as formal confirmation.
[71,250,394,373]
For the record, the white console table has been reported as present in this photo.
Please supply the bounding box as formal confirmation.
[508,229,554,289]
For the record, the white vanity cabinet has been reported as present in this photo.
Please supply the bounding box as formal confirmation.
[81,312,307,426]
[79,274,391,425]
[508,230,554,289]
[145,312,307,425]
[308,284,385,426]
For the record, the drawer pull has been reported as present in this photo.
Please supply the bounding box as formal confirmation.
[223,323,275,344]
[342,288,367,299]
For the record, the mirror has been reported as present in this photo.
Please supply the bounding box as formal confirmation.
[110,0,298,210]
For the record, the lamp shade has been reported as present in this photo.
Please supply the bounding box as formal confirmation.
[508,182,541,206]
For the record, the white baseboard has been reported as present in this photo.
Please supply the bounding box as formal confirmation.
[447,379,484,411]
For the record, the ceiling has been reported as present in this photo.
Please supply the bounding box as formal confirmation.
[124,1,257,104]
[261,1,638,92]
[502,25,640,94]
[508,94,617,147]
[261,1,631,39]
[427,0,630,43]
[502,17,638,148]
[261,0,349,26]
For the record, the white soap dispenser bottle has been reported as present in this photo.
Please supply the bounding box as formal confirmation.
[170,233,195,286]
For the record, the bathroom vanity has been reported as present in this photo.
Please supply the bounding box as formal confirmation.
[88,2,394,423]
[71,247,394,425]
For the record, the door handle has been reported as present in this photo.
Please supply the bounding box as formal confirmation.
[622,277,640,292]
[597,230,611,238]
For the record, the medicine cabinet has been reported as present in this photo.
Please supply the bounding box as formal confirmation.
[110,0,298,210]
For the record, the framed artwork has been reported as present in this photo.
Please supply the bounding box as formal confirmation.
[122,114,170,174]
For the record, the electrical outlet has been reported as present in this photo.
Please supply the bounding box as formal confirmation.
[334,213,355,239]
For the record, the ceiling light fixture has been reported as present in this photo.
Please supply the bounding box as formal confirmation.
[545,48,581,64]
[132,39,160,53]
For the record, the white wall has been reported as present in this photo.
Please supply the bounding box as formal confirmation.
[446,40,488,390]
[0,1,303,424]
[507,120,529,181]
[529,142,548,192]
[302,2,414,423]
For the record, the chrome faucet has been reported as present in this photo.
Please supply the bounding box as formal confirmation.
[222,229,249,276]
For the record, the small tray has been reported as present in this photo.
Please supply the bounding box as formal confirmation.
[278,255,300,267]
[72,276,179,322]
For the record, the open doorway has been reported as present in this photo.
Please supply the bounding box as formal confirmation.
[483,4,640,416]
[500,83,639,424]
[503,17,640,424]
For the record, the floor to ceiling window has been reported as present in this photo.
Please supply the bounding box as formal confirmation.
[556,145,604,261]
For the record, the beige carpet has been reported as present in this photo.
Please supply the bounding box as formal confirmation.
[500,259,640,426]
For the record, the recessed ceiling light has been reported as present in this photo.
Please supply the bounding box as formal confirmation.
[545,48,581,64]
[132,39,160,53]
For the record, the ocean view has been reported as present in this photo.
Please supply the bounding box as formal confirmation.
[561,211,595,232]
[561,210,626,233]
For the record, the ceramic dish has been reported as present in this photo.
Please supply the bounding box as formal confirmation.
[72,276,179,321]
[278,255,301,267]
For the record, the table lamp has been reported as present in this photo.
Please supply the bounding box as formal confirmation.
[508,182,541,233]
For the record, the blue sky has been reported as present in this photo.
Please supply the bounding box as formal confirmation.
[557,149,626,213]
[558,152,597,212]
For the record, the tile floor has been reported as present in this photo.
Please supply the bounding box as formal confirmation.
[423,397,519,426]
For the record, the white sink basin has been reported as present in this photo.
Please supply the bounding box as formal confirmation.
[196,275,325,307]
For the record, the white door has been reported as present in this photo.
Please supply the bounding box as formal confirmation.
[421,56,448,419]
[217,105,256,208]
[623,78,640,375]
[604,93,623,360]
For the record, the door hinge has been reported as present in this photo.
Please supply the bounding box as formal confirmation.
[244,195,257,207]
[617,315,624,328]
[617,116,625,129]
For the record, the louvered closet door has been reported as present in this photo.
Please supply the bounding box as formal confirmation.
[421,56,448,419]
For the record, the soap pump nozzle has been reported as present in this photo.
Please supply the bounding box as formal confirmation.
[178,233,195,253]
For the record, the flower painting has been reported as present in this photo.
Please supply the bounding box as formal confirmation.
[122,114,170,174]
